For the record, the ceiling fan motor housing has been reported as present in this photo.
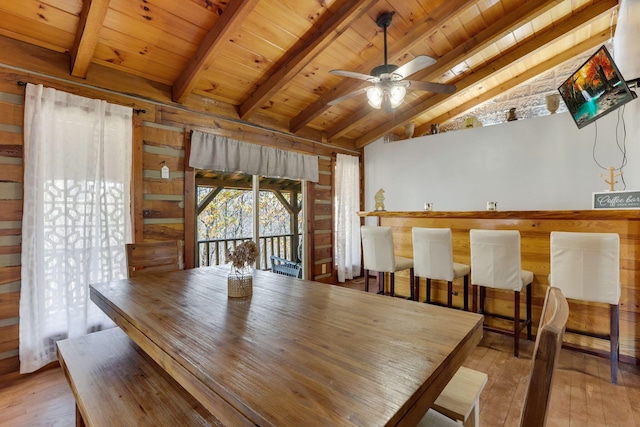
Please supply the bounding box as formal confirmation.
[371,63,399,77]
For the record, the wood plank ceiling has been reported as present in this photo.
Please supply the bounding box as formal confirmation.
[0,0,620,149]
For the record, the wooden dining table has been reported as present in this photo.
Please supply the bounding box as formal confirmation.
[90,266,483,427]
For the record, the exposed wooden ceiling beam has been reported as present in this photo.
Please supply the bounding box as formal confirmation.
[354,0,619,148]
[289,0,477,134]
[326,0,565,141]
[413,30,612,137]
[172,0,260,104]
[69,0,110,78]
[238,0,377,121]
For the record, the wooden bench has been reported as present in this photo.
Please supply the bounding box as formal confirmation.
[56,327,221,427]
[432,366,488,427]
[57,329,486,427]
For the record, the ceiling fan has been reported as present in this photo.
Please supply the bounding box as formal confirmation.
[328,11,456,112]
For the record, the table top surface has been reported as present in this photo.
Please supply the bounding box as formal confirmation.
[90,266,483,427]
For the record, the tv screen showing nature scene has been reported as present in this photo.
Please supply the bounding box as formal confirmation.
[558,45,636,129]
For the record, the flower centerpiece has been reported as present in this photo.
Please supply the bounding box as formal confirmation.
[225,240,258,298]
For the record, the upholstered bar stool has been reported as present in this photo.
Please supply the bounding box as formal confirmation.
[361,225,414,298]
[549,231,620,384]
[412,227,470,309]
[470,229,533,357]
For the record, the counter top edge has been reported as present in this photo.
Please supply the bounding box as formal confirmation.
[357,210,640,220]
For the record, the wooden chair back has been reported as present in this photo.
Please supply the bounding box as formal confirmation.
[126,240,183,278]
[520,286,569,427]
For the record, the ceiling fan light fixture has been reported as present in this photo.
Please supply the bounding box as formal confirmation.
[366,85,383,109]
[388,84,406,108]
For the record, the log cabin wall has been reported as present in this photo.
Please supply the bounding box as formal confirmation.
[140,122,186,243]
[0,79,23,377]
[360,210,640,361]
[0,65,357,377]
[310,155,334,283]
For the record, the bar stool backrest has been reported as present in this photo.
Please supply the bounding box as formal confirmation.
[361,226,396,273]
[412,227,455,281]
[470,229,524,291]
[549,232,620,304]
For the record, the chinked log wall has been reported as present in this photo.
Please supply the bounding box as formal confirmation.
[360,210,640,361]
[0,65,353,377]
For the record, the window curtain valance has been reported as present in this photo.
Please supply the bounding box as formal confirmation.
[189,130,319,182]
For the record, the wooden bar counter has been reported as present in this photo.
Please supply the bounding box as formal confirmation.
[359,210,640,361]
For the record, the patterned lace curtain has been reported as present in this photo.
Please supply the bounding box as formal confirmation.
[20,84,132,373]
[334,154,361,282]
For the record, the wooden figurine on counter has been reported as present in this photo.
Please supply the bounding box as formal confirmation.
[374,188,385,211]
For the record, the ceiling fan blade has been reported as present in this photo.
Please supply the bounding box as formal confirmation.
[328,87,369,106]
[329,69,377,81]
[407,80,457,94]
[394,55,436,79]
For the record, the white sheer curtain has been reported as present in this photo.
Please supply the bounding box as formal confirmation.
[334,154,361,282]
[20,84,132,373]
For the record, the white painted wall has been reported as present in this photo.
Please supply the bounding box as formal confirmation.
[364,100,640,212]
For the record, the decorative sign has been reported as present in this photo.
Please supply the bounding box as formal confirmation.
[592,191,640,209]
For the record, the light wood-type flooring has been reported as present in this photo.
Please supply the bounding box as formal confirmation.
[1,280,639,426]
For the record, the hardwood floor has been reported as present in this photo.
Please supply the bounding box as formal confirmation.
[0,367,75,426]
[1,279,639,426]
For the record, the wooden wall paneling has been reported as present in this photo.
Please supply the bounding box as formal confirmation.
[306,179,316,280]
[0,100,22,127]
[131,115,144,242]
[311,155,333,283]
[183,131,195,269]
[0,291,19,320]
[141,223,185,242]
[141,122,185,243]
[0,355,19,378]
[0,323,18,353]
[0,88,23,376]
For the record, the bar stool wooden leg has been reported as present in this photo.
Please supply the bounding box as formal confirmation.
[463,275,469,311]
[472,285,478,313]
[447,281,453,308]
[514,290,521,358]
[377,272,384,294]
[409,268,415,301]
[526,283,533,340]
[447,282,453,308]
[611,304,619,384]
[390,272,395,297]
[479,286,485,314]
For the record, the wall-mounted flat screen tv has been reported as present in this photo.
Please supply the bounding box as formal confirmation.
[558,45,636,129]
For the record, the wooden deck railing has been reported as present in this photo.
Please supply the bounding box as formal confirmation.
[197,234,300,269]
